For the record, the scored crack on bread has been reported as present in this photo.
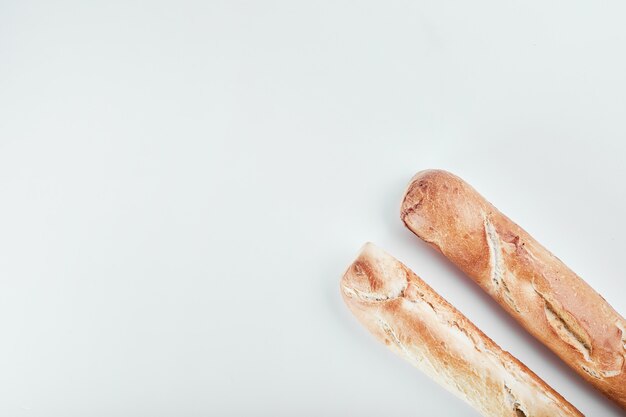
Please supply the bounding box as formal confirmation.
[401,169,626,409]
[341,243,583,417]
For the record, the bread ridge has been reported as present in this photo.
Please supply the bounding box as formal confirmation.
[401,169,626,409]
[341,243,583,417]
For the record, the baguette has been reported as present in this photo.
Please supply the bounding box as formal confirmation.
[401,169,626,409]
[341,243,583,417]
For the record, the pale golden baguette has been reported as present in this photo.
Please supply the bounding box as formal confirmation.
[341,243,583,417]
[401,169,626,409]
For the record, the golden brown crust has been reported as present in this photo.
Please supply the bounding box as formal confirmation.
[341,243,583,417]
[401,170,626,409]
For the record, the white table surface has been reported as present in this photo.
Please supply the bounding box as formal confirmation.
[1,1,625,415]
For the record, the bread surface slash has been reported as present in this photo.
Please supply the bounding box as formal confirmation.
[401,169,626,409]
[341,243,583,417]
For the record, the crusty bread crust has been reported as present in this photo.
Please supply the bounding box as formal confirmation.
[401,169,626,409]
[341,243,583,417]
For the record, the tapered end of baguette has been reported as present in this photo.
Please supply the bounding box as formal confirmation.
[400,169,491,277]
[401,169,458,229]
[340,243,407,304]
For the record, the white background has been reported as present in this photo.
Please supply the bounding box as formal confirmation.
[1,1,625,416]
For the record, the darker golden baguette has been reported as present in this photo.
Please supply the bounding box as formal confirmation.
[401,170,626,409]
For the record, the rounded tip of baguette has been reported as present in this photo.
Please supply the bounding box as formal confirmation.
[400,169,462,229]
[340,243,407,303]
[401,169,450,211]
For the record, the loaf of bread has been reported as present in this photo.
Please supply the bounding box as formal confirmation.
[401,169,626,409]
[341,243,583,417]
